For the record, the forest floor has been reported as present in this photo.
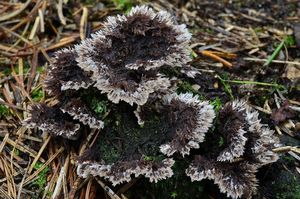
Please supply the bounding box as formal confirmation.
[0,0,299,199]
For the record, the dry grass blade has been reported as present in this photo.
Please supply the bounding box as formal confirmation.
[80,7,88,40]
[95,177,122,199]
[17,160,31,199]
[0,0,32,22]
[24,146,64,185]
[27,135,51,174]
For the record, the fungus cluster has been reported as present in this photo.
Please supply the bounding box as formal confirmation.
[186,100,280,199]
[24,5,280,199]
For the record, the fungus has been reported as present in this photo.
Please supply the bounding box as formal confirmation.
[24,104,80,140]
[217,100,247,162]
[77,157,174,186]
[22,5,280,196]
[158,93,215,157]
[76,5,191,105]
[76,102,176,185]
[77,93,214,185]
[186,156,258,199]
[60,98,104,129]
[45,48,93,97]
[186,100,279,199]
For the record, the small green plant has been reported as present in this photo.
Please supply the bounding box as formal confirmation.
[113,0,133,12]
[0,104,10,118]
[218,137,224,147]
[143,156,156,161]
[170,191,178,199]
[90,98,108,115]
[217,74,233,99]
[31,87,44,102]
[210,97,222,112]
[30,162,49,191]
[177,81,202,97]
[13,149,20,156]
[264,35,296,66]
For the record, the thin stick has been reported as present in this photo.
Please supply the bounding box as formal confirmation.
[29,16,40,40]
[27,135,51,174]
[80,7,88,40]
[200,50,233,68]
[0,0,32,22]
[24,147,64,185]
[244,57,300,66]
[57,0,66,25]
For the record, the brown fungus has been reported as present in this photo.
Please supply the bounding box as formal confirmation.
[60,98,104,129]
[186,100,280,199]
[186,156,258,199]
[45,48,94,97]
[76,102,177,185]
[158,93,215,157]
[217,100,248,162]
[77,93,214,185]
[76,5,191,105]
[77,157,175,186]
[24,104,80,140]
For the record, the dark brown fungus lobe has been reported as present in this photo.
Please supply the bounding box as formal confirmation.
[186,100,280,199]
[45,48,93,97]
[186,156,258,199]
[23,104,80,140]
[158,93,215,157]
[217,100,247,162]
[60,98,104,129]
[77,102,175,185]
[243,103,280,165]
[76,5,191,105]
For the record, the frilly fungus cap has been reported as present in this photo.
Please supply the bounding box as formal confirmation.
[45,48,93,97]
[76,92,214,185]
[76,100,179,186]
[159,93,215,157]
[186,100,280,199]
[217,100,248,162]
[76,5,191,105]
[77,158,175,186]
[186,156,258,199]
[60,98,104,129]
[24,104,80,140]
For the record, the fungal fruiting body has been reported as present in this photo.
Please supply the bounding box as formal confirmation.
[24,104,81,140]
[76,5,191,105]
[24,5,196,185]
[76,93,214,185]
[23,4,280,197]
[186,100,280,199]
[158,93,215,157]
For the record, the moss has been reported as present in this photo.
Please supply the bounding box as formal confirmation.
[90,98,108,115]
[282,155,295,165]
[160,66,181,78]
[257,156,300,199]
[29,162,50,196]
[0,104,10,118]
[78,87,110,118]
[31,87,44,102]
[92,102,174,164]
[273,171,300,199]
[177,81,202,97]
